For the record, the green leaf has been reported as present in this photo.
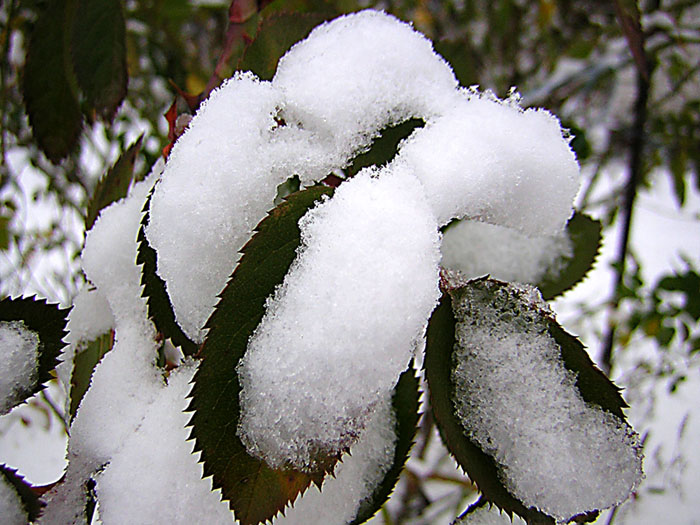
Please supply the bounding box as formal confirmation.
[0,297,70,415]
[188,185,334,525]
[238,7,338,80]
[136,186,198,356]
[0,215,10,251]
[69,331,113,421]
[22,0,82,163]
[350,363,421,525]
[424,290,551,524]
[71,0,128,121]
[0,464,44,521]
[85,135,143,231]
[345,118,424,177]
[537,212,602,300]
[425,278,633,523]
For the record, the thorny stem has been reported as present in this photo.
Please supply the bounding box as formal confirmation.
[600,58,652,374]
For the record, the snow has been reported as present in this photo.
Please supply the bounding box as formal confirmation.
[0,472,28,525]
[146,74,289,343]
[274,392,397,525]
[273,9,460,175]
[440,219,572,284]
[450,283,643,521]
[56,286,114,395]
[237,166,440,470]
[396,90,579,232]
[95,364,233,524]
[0,320,40,415]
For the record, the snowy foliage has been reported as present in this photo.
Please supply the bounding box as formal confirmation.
[0,9,642,525]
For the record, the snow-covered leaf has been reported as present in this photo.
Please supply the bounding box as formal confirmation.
[71,0,128,121]
[136,187,198,356]
[22,0,82,163]
[0,464,43,522]
[425,278,641,523]
[69,331,113,421]
[345,118,424,177]
[424,290,551,524]
[350,362,421,525]
[239,7,338,80]
[188,186,334,525]
[85,135,143,231]
[537,212,602,300]
[0,297,70,415]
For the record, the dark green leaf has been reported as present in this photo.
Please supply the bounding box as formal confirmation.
[85,135,143,231]
[0,464,44,521]
[22,0,82,163]
[136,186,198,356]
[537,212,602,300]
[188,186,334,525]
[424,291,551,524]
[69,331,113,421]
[350,363,421,525]
[0,297,70,415]
[345,119,424,177]
[238,7,338,80]
[0,215,10,251]
[71,0,128,121]
[434,39,478,87]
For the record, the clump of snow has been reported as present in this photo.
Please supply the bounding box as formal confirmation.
[146,74,289,343]
[396,90,579,232]
[56,286,114,394]
[70,173,161,466]
[275,392,397,525]
[238,166,440,470]
[440,219,572,284]
[95,364,233,524]
[450,283,643,521]
[0,320,40,415]
[0,473,28,525]
[273,10,459,175]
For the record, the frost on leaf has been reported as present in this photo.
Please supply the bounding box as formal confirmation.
[188,186,335,525]
[0,297,69,415]
[425,278,642,523]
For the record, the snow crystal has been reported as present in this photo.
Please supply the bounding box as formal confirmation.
[396,90,579,232]
[0,472,28,525]
[0,320,40,415]
[450,284,643,521]
[238,166,440,470]
[273,10,459,175]
[96,364,233,524]
[440,219,572,284]
[275,393,396,525]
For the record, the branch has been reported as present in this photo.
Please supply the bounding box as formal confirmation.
[600,61,652,374]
